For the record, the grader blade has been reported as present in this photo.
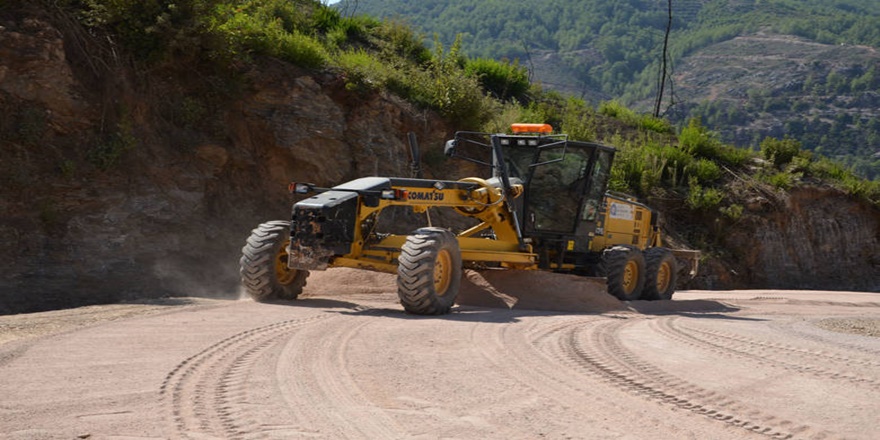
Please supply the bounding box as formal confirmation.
[456,269,627,313]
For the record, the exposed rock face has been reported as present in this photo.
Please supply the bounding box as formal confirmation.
[0,14,877,314]
[0,17,85,122]
[0,15,448,314]
[726,187,880,291]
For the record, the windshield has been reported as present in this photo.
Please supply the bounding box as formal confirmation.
[527,145,593,232]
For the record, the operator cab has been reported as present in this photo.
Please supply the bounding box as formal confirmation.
[445,124,616,259]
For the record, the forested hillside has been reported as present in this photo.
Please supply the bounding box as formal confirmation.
[336,0,880,178]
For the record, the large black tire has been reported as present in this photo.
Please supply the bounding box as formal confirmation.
[397,227,462,315]
[597,245,646,301]
[240,220,309,302]
[643,247,678,301]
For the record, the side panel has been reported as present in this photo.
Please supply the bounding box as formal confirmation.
[591,196,655,251]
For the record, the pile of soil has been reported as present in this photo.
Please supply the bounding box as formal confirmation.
[303,267,627,313]
[457,269,626,313]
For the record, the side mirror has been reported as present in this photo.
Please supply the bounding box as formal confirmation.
[444,139,456,157]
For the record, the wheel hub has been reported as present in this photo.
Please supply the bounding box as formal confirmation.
[433,249,452,296]
[656,261,671,292]
[623,260,638,294]
[275,240,298,285]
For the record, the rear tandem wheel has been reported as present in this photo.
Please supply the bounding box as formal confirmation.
[643,247,678,300]
[597,245,647,301]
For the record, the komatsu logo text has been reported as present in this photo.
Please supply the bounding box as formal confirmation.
[409,191,444,201]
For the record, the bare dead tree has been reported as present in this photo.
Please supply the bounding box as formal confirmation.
[654,0,673,118]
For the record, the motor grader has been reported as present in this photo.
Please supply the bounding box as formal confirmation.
[240,124,697,314]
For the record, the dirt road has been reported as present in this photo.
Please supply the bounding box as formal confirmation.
[1,277,879,439]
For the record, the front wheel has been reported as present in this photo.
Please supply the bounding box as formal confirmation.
[643,247,678,300]
[240,220,309,302]
[397,228,462,315]
[597,245,646,301]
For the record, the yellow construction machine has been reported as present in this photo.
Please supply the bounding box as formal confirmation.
[240,124,698,314]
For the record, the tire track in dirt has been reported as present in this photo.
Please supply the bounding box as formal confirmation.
[545,316,823,439]
[272,309,406,439]
[657,318,880,392]
[770,318,880,358]
[160,310,344,439]
[471,315,756,439]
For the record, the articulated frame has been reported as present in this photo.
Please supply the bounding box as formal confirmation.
[296,177,537,274]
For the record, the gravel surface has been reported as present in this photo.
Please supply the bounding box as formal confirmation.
[1,274,879,440]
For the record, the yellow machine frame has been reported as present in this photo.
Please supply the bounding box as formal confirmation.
[326,177,537,274]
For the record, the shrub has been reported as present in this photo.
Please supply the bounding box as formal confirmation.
[686,178,724,211]
[760,136,802,169]
[465,58,530,102]
[639,115,673,134]
[374,19,430,64]
[762,171,797,190]
[426,35,487,129]
[560,97,597,141]
[679,118,719,158]
[276,31,328,67]
[809,157,848,180]
[77,0,192,59]
[598,100,638,126]
[713,144,753,167]
[686,158,722,184]
[213,9,327,67]
[720,204,744,220]
[310,4,341,33]
[336,49,392,92]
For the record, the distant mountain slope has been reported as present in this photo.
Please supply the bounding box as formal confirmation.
[669,33,880,175]
[336,0,880,178]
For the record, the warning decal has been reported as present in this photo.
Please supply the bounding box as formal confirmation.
[609,202,634,221]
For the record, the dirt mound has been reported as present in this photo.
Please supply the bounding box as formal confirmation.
[303,267,750,315]
[457,269,626,313]
[304,268,626,313]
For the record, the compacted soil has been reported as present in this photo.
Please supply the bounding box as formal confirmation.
[1,269,879,440]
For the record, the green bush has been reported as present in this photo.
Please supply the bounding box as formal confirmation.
[606,140,705,195]
[760,136,802,169]
[373,19,430,64]
[639,115,673,134]
[75,0,332,66]
[686,178,724,211]
[77,0,198,59]
[809,157,849,180]
[212,7,327,67]
[720,204,744,220]
[713,144,753,167]
[808,158,880,205]
[336,49,390,91]
[762,171,797,190]
[560,97,597,141]
[686,158,722,183]
[274,31,328,68]
[311,4,341,32]
[465,58,530,102]
[679,118,719,158]
[678,118,753,167]
[426,36,487,129]
[598,100,638,125]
